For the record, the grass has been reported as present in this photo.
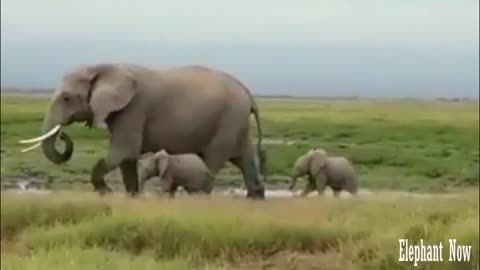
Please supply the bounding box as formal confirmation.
[1,93,478,191]
[1,247,193,270]
[0,191,478,269]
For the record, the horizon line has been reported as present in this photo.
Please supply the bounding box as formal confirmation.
[1,88,478,101]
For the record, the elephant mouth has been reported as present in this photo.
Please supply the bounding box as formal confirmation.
[18,124,61,152]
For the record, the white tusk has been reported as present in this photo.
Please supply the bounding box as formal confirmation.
[19,125,61,144]
[20,142,42,153]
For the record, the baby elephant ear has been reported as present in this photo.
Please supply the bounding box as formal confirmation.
[309,150,327,175]
[155,151,169,178]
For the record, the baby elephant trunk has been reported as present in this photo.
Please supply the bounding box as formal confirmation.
[346,177,359,195]
[201,172,215,194]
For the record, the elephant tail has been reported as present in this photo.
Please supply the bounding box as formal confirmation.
[250,100,267,181]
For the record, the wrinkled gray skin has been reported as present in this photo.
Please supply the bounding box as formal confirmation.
[138,149,214,198]
[289,148,358,197]
[21,63,266,199]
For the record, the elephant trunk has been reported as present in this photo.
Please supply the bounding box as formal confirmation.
[288,175,297,190]
[40,112,74,164]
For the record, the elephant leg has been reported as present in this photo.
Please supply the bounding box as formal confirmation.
[230,156,263,198]
[138,176,148,193]
[90,158,115,195]
[168,183,178,198]
[230,139,265,199]
[91,155,139,196]
[119,159,139,196]
[314,174,327,196]
[203,174,215,194]
[90,138,138,195]
[103,114,143,196]
[160,173,178,198]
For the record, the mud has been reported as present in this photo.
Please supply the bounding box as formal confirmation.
[1,179,465,199]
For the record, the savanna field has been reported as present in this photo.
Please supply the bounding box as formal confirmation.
[0,93,479,269]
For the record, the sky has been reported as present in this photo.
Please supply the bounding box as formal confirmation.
[1,0,479,98]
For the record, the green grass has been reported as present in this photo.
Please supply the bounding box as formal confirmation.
[1,247,194,270]
[1,191,478,269]
[1,93,478,191]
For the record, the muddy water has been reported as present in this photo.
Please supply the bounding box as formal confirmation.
[1,176,467,199]
[1,184,464,199]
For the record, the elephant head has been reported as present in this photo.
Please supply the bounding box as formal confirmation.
[308,148,328,176]
[19,64,137,164]
[153,149,170,179]
[289,148,328,190]
[138,150,170,191]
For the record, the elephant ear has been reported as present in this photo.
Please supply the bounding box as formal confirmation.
[309,149,327,175]
[155,150,170,178]
[85,65,137,129]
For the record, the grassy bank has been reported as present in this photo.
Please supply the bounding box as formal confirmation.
[1,93,479,191]
[1,191,478,269]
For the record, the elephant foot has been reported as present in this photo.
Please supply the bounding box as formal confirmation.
[94,185,112,196]
[247,188,265,200]
[349,190,358,197]
[125,190,140,198]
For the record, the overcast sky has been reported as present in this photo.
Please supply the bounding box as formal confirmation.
[1,0,479,97]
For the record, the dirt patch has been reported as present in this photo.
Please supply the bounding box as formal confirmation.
[263,138,300,145]
[2,182,466,200]
[1,175,469,199]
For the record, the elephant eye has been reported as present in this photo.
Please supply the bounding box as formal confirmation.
[63,95,71,102]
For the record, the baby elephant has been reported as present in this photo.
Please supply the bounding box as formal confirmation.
[138,150,215,197]
[288,148,358,197]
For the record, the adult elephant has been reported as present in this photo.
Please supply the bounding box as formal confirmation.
[19,63,266,199]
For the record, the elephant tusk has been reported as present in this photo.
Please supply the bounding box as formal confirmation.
[20,142,42,153]
[19,125,61,144]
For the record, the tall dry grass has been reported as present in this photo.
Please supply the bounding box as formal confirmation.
[1,191,478,269]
